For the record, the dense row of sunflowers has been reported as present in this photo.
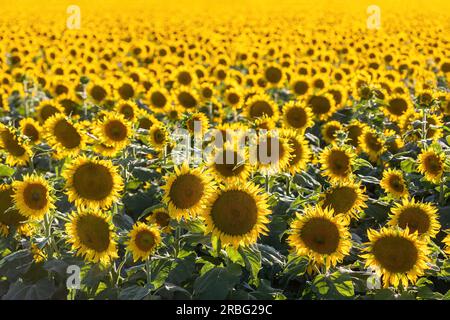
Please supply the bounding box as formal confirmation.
[0,0,449,300]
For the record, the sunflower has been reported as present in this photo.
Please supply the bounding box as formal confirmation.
[263,64,284,87]
[244,92,279,121]
[252,132,293,175]
[0,89,10,112]
[0,124,32,166]
[147,86,170,112]
[282,101,314,131]
[12,175,54,220]
[136,109,159,131]
[203,182,270,248]
[94,112,133,151]
[115,79,137,100]
[185,112,209,136]
[307,92,336,121]
[319,145,355,184]
[382,94,412,121]
[126,222,162,262]
[289,76,310,97]
[36,100,64,123]
[345,120,367,151]
[173,67,196,86]
[253,114,276,131]
[361,227,430,288]
[287,206,352,273]
[115,100,138,121]
[44,114,85,159]
[380,168,409,198]
[209,143,251,184]
[224,87,243,109]
[65,208,118,265]
[19,118,41,144]
[327,84,348,109]
[320,180,368,221]
[281,129,311,174]
[321,120,343,145]
[384,129,405,154]
[162,163,214,221]
[147,123,169,151]
[388,198,440,238]
[0,184,29,237]
[174,87,199,110]
[417,148,446,184]
[146,208,172,233]
[62,156,123,210]
[359,127,386,163]
[443,233,450,255]
[87,80,111,104]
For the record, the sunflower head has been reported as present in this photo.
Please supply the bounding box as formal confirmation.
[44,114,85,159]
[20,118,41,144]
[126,222,162,262]
[388,198,440,238]
[359,127,386,163]
[417,148,446,184]
[319,145,355,184]
[62,156,123,210]
[94,112,133,151]
[36,100,64,123]
[361,227,430,288]
[146,208,172,232]
[162,164,214,221]
[209,143,250,184]
[115,100,138,121]
[288,206,352,273]
[281,129,311,174]
[282,101,314,131]
[0,184,29,237]
[66,208,118,265]
[12,174,55,220]
[320,180,368,221]
[380,168,409,198]
[0,124,32,166]
[204,182,271,248]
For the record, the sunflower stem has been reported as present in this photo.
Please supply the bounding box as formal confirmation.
[265,174,270,193]
[286,175,291,196]
[439,178,445,206]
[145,257,152,285]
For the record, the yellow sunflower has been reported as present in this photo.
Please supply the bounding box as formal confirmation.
[44,114,86,159]
[417,148,446,184]
[281,129,311,174]
[203,182,270,248]
[208,143,251,184]
[12,174,55,220]
[62,156,124,210]
[388,198,440,238]
[282,101,314,132]
[0,124,32,166]
[320,180,368,221]
[146,208,172,233]
[287,206,352,273]
[36,100,64,123]
[0,184,30,237]
[19,118,42,144]
[162,163,214,221]
[147,123,169,151]
[380,168,409,198]
[307,92,336,121]
[361,227,430,288]
[382,94,412,121]
[359,127,386,163]
[318,144,355,184]
[126,222,162,262]
[244,92,279,121]
[115,99,139,121]
[321,120,343,145]
[94,112,133,151]
[65,208,118,265]
[252,132,293,175]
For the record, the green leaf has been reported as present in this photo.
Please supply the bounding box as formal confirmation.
[3,279,56,300]
[193,264,241,300]
[118,285,152,300]
[0,164,14,177]
[400,158,416,173]
[0,250,33,281]
[279,254,308,287]
[239,245,262,285]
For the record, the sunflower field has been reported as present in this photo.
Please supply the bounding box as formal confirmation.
[0,0,450,301]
